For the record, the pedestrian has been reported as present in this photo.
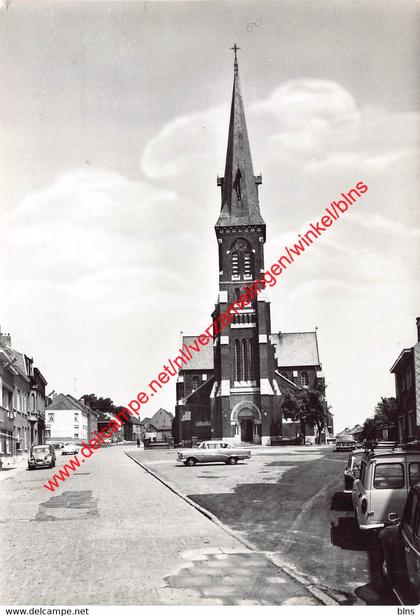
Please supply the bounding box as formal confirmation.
[136,436,140,448]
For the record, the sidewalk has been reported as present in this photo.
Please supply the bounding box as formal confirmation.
[0,455,28,483]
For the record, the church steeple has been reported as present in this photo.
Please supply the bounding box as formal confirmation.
[216,45,265,228]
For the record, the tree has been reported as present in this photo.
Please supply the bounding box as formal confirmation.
[360,397,399,442]
[281,383,328,443]
[82,393,119,415]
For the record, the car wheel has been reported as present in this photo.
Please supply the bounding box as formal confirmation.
[228,457,238,465]
[185,457,197,467]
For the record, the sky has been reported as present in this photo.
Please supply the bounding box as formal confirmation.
[0,0,419,432]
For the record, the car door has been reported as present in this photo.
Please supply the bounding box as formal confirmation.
[401,489,420,602]
[371,459,407,524]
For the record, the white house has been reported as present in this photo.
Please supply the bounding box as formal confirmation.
[45,393,89,442]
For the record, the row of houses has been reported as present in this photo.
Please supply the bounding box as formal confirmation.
[0,324,175,466]
[0,329,48,466]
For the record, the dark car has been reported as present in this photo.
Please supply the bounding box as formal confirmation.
[380,483,420,604]
[28,444,56,470]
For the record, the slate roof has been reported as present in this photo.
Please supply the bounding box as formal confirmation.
[216,60,265,228]
[271,332,320,368]
[181,335,214,370]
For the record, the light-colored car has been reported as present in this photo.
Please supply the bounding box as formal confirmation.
[352,447,420,530]
[177,441,251,466]
[61,442,80,455]
[28,444,56,469]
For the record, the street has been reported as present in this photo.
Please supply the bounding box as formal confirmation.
[0,444,323,606]
[128,444,397,605]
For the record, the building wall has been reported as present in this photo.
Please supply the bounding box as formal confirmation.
[46,408,88,441]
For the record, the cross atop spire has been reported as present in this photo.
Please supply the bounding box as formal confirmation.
[216,48,265,230]
[230,43,240,72]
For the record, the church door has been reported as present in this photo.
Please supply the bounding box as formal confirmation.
[240,418,254,443]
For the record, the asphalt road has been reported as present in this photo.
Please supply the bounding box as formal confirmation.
[129,445,397,605]
[0,444,322,605]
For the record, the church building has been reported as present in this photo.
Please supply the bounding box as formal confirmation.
[174,50,328,446]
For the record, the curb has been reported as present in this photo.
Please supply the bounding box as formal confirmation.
[125,450,339,606]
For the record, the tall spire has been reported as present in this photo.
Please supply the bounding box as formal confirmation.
[216,45,264,228]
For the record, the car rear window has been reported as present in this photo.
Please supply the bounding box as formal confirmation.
[374,463,404,489]
[409,463,420,488]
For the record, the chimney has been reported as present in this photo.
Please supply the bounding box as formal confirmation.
[416,317,420,343]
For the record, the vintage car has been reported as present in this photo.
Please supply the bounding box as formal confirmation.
[344,443,397,493]
[380,483,420,604]
[352,447,420,530]
[28,444,56,469]
[335,436,357,452]
[61,441,80,455]
[177,441,251,466]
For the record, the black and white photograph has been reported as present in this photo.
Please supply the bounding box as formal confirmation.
[0,0,419,610]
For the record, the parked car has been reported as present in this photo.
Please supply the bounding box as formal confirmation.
[61,442,80,455]
[336,436,357,452]
[352,446,420,530]
[344,448,365,493]
[345,443,398,493]
[28,444,56,470]
[177,441,251,466]
[48,441,64,449]
[380,483,420,604]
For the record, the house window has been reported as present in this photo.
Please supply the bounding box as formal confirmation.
[192,376,200,392]
[48,413,54,422]
[74,433,79,439]
[301,372,309,387]
[281,371,288,379]
[234,287,241,302]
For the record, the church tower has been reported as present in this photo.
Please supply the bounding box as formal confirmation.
[210,46,279,445]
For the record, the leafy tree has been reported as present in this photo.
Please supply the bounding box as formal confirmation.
[281,383,328,443]
[360,397,399,442]
[82,393,118,415]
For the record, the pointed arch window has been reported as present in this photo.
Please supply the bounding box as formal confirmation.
[300,371,309,388]
[241,339,249,381]
[249,339,255,380]
[192,375,200,392]
[234,339,241,382]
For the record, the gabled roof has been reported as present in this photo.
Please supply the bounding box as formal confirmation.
[46,393,87,412]
[271,332,321,368]
[146,408,174,431]
[181,335,214,370]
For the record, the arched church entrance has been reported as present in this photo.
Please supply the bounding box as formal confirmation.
[231,402,261,444]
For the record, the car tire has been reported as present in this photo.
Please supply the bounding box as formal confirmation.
[185,457,197,467]
[228,457,238,465]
